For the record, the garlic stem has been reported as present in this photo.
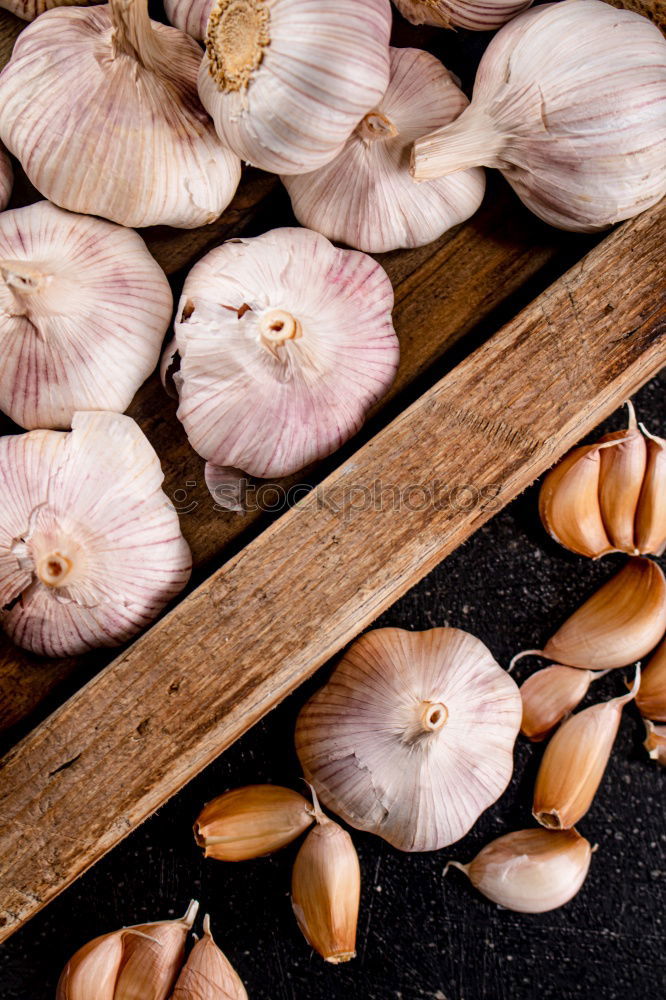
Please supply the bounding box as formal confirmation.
[411,105,504,178]
[420,701,448,731]
[110,0,162,66]
[36,552,74,588]
[259,309,302,350]
[508,649,542,673]
[357,111,399,142]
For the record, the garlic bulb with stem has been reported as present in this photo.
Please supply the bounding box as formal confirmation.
[643,719,666,766]
[282,47,485,254]
[198,0,392,175]
[0,0,98,20]
[0,201,173,430]
[296,627,522,852]
[519,665,609,742]
[164,0,210,40]
[636,424,666,556]
[0,147,11,212]
[0,0,241,229]
[636,636,666,722]
[393,0,533,30]
[0,412,191,657]
[411,0,666,232]
[171,914,248,1000]
[170,227,398,485]
[446,828,592,913]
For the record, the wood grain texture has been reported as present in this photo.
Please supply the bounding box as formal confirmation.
[0,198,664,941]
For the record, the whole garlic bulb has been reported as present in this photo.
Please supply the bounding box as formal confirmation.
[412,0,666,232]
[282,47,485,254]
[0,0,241,228]
[0,201,173,430]
[164,0,210,40]
[393,0,533,30]
[171,227,398,482]
[198,0,392,175]
[0,412,192,657]
[0,0,98,19]
[295,627,522,852]
[0,147,11,211]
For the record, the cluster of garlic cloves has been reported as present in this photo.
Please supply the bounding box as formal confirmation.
[0,146,12,211]
[393,0,533,30]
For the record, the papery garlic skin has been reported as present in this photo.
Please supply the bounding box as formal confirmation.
[0,412,191,657]
[0,202,172,430]
[198,0,392,175]
[282,47,485,254]
[643,719,666,766]
[171,915,248,1000]
[296,627,522,852]
[393,0,532,30]
[0,147,12,211]
[164,0,210,39]
[520,665,605,742]
[412,0,666,232]
[448,828,592,913]
[636,427,666,556]
[195,785,314,860]
[0,0,241,228]
[0,0,98,20]
[172,228,398,480]
[636,637,666,722]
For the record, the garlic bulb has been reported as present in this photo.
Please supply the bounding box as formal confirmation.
[171,915,248,1000]
[393,0,533,31]
[520,665,608,742]
[194,784,314,860]
[198,0,392,175]
[0,412,191,657]
[282,47,485,254]
[636,636,666,722]
[446,828,592,913]
[0,201,172,431]
[643,719,666,766]
[171,228,398,482]
[636,425,666,556]
[164,0,210,39]
[0,147,12,211]
[0,0,241,229]
[412,0,666,232]
[296,627,522,852]
[0,0,98,20]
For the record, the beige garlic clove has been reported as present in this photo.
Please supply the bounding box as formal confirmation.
[291,795,361,964]
[393,0,533,30]
[636,425,666,556]
[533,669,640,830]
[0,0,99,20]
[412,0,666,232]
[296,627,522,852]
[0,147,12,211]
[597,403,646,554]
[538,444,615,559]
[446,828,592,913]
[0,0,241,228]
[636,636,666,722]
[194,784,314,861]
[169,914,248,1000]
[0,201,173,430]
[57,931,125,1000]
[164,0,210,39]
[643,719,666,766]
[282,47,485,254]
[520,665,608,742]
[198,0,392,175]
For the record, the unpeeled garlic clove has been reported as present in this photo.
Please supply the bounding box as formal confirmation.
[393,0,533,30]
[164,0,210,40]
[533,669,640,830]
[170,914,248,1000]
[57,931,124,1000]
[194,784,314,861]
[520,665,608,742]
[446,828,592,913]
[0,147,12,211]
[635,636,666,722]
[0,0,98,20]
[636,425,666,556]
[643,719,666,766]
[538,443,615,559]
[597,403,646,554]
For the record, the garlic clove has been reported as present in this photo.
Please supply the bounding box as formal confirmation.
[0,412,191,657]
[57,929,125,1000]
[282,47,485,254]
[170,914,248,1000]
[164,0,210,40]
[533,668,640,829]
[538,444,614,558]
[172,228,398,480]
[0,201,173,430]
[520,665,607,742]
[393,0,533,31]
[198,0,392,175]
[204,464,248,514]
[296,627,522,852]
[541,557,666,670]
[0,146,12,211]
[291,796,360,964]
[643,719,666,766]
[0,0,99,20]
[0,0,241,228]
[635,425,666,557]
[597,403,646,554]
[194,785,314,861]
[447,828,592,913]
[635,636,666,722]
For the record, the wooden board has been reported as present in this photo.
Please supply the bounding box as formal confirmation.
[0,198,664,942]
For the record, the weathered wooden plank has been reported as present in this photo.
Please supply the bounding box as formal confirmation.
[0,199,664,940]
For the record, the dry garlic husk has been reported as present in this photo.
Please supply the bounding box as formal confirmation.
[57,900,199,1000]
[533,669,640,830]
[198,0,392,175]
[0,201,172,430]
[446,828,592,913]
[0,0,98,20]
[393,0,532,31]
[164,0,210,39]
[636,636,666,722]
[0,147,12,211]
[636,425,666,556]
[0,0,241,229]
[296,627,522,852]
[281,47,485,254]
[411,0,666,232]
[520,665,608,742]
[171,914,248,1000]
[0,411,191,657]
[194,784,314,861]
[291,796,361,964]
[643,719,666,766]
[171,228,398,482]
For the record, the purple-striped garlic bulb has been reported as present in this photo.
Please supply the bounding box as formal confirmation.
[0,0,99,20]
[0,201,172,430]
[412,0,666,232]
[393,0,532,30]
[164,0,210,40]
[0,147,12,211]
[0,412,191,657]
[282,47,485,253]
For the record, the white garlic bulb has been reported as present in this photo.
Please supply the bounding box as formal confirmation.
[171,227,398,482]
[393,0,532,30]
[198,0,392,175]
[0,147,12,211]
[282,47,485,254]
[0,201,173,431]
[296,627,522,852]
[0,0,241,229]
[164,0,210,40]
[0,412,191,657]
[412,0,666,232]
[0,0,98,20]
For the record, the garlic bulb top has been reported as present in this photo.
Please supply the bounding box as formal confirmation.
[0,201,173,431]
[282,47,485,254]
[393,0,533,31]
[0,412,191,657]
[412,0,666,232]
[0,0,241,229]
[0,0,98,19]
[0,147,12,211]
[198,0,392,175]
[296,627,522,852]
[164,0,210,40]
[172,227,398,480]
